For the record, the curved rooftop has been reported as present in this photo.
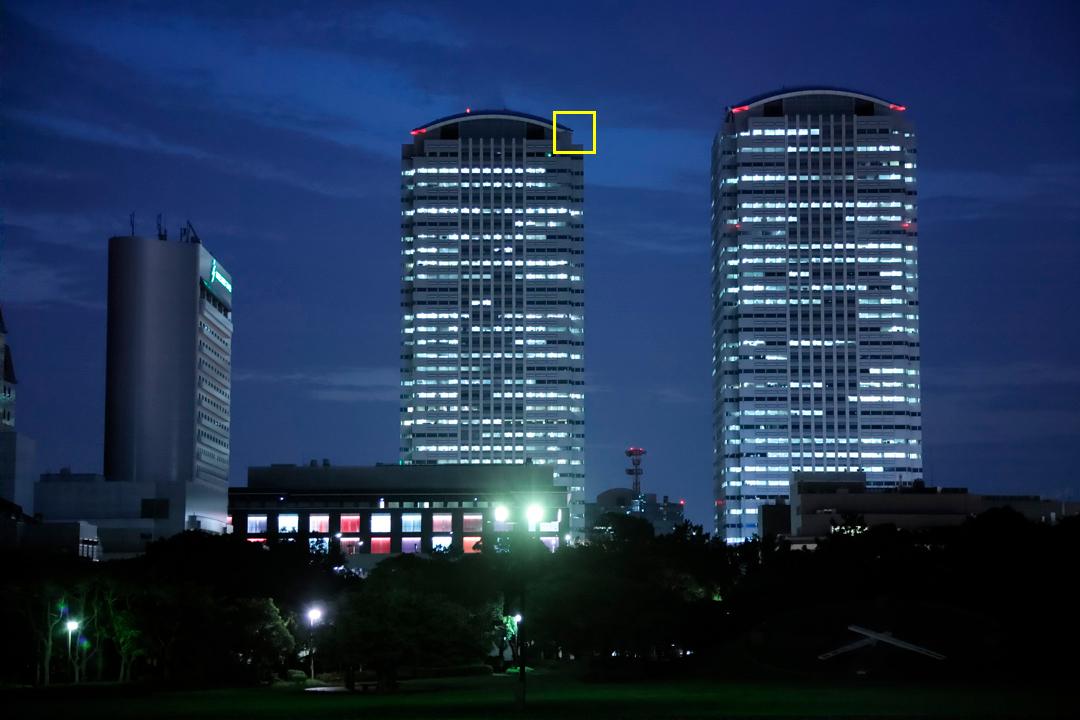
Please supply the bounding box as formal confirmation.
[731,86,904,111]
[410,109,572,135]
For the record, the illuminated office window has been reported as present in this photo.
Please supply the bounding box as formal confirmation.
[278,514,299,534]
[371,514,392,533]
[309,515,329,533]
[462,514,483,532]
[402,514,422,533]
[370,537,391,554]
[432,514,453,533]
[247,515,267,534]
[340,537,362,555]
[340,515,361,533]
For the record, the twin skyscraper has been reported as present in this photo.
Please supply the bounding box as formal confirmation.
[398,88,923,544]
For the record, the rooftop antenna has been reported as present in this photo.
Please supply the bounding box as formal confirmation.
[625,447,646,496]
[129,213,135,236]
[156,214,167,241]
[185,220,201,244]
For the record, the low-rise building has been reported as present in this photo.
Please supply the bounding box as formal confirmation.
[762,472,1079,547]
[230,462,569,573]
[584,488,686,537]
[0,496,100,560]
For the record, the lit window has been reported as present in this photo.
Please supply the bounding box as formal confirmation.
[278,514,299,534]
[371,514,392,533]
[339,537,361,555]
[433,514,453,533]
[402,514,422,533]
[309,537,329,553]
[432,536,453,551]
[540,537,559,553]
[402,537,422,554]
[247,538,266,544]
[463,514,483,532]
[370,537,391,554]
[309,515,329,533]
[340,515,360,533]
[247,515,267,534]
[463,536,482,554]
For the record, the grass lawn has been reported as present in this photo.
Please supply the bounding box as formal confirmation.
[4,672,1071,719]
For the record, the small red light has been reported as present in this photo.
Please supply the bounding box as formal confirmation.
[466,108,471,113]
[889,104,906,111]
[679,500,685,505]
[732,105,749,113]
[410,128,427,135]
[902,222,910,227]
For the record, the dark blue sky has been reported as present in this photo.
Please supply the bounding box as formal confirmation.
[3,0,1078,527]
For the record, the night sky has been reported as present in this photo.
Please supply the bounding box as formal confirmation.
[3,1,1078,528]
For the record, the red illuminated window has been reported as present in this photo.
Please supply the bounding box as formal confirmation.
[340,515,360,533]
[463,536,482,554]
[370,537,391,554]
[433,514,453,533]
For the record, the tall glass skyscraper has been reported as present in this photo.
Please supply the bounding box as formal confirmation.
[399,110,586,535]
[710,89,923,543]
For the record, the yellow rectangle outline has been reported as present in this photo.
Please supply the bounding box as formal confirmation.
[552,111,596,154]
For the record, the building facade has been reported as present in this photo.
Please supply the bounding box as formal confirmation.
[37,233,232,557]
[399,110,586,533]
[761,473,1079,545]
[711,89,923,543]
[230,463,569,572]
[585,488,686,537]
[0,304,37,513]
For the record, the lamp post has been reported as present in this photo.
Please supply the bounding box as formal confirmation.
[307,608,322,680]
[66,621,79,683]
[514,614,526,708]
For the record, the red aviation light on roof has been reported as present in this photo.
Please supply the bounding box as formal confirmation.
[466,108,471,113]
[889,104,906,111]
[679,500,685,505]
[410,128,427,135]
[732,105,749,113]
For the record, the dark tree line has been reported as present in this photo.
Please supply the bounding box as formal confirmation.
[2,508,1076,688]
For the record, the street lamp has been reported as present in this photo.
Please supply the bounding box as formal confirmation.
[66,621,79,683]
[514,613,526,708]
[494,505,509,523]
[307,608,322,680]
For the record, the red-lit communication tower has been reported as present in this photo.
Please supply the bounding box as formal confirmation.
[625,447,646,495]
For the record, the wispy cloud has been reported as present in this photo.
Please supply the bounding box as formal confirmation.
[236,367,399,403]
[649,386,708,405]
[0,226,105,308]
[925,361,1080,390]
[923,361,1080,445]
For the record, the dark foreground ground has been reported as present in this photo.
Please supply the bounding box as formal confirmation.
[4,672,1072,719]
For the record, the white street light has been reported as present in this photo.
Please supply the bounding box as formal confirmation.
[66,620,79,683]
[307,608,322,680]
[526,505,543,524]
[494,506,509,523]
